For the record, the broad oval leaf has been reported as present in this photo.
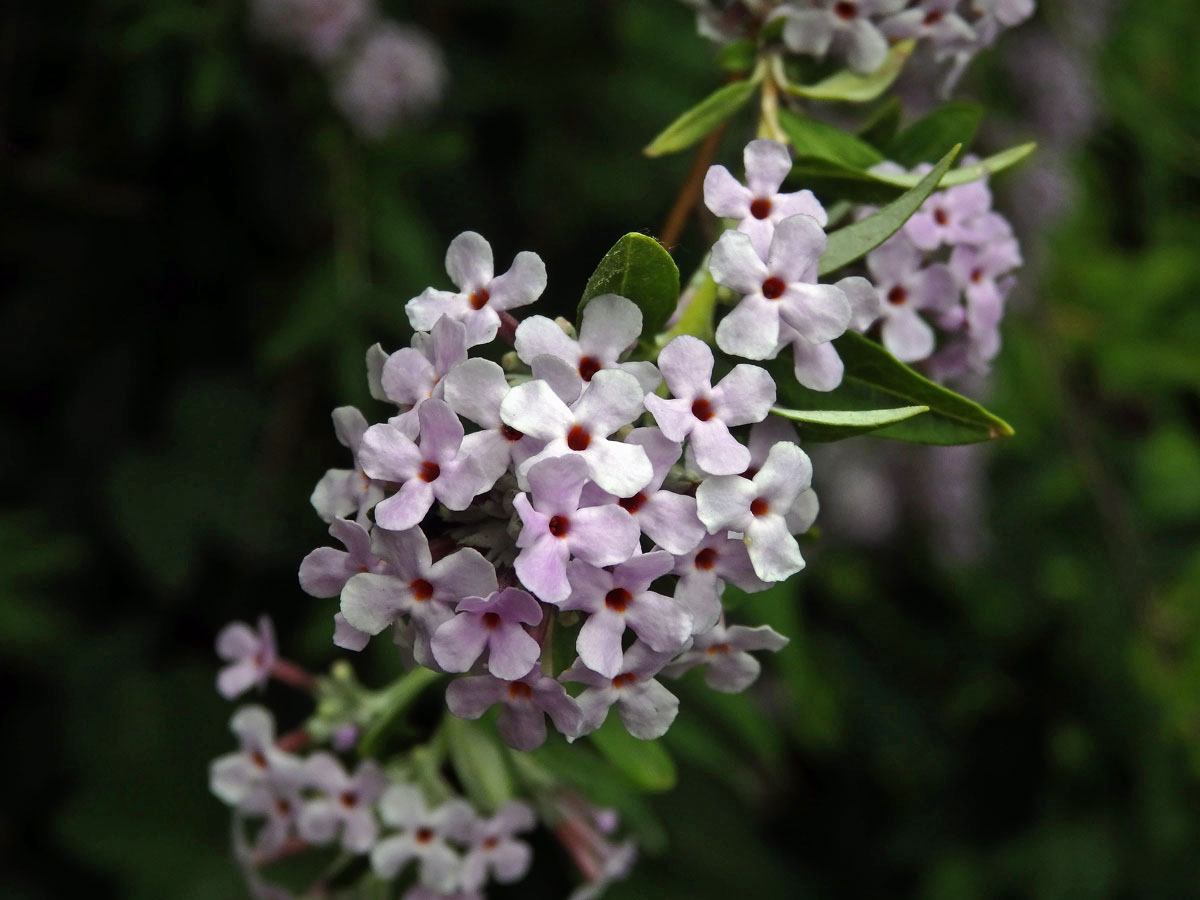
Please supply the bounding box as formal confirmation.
[770,405,929,442]
[444,716,513,814]
[588,715,678,792]
[580,232,680,340]
[886,102,984,168]
[643,78,758,158]
[818,145,960,276]
[770,332,1013,444]
[778,108,885,170]
[783,39,914,102]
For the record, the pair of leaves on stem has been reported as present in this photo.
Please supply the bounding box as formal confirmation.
[578,145,1011,445]
[646,41,918,158]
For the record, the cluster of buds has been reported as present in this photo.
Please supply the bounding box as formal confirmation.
[250,0,445,137]
[683,0,1036,80]
[859,157,1022,378]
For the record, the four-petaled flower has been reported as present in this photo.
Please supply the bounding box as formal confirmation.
[561,641,681,740]
[704,138,828,260]
[665,621,789,693]
[446,666,584,751]
[215,615,277,699]
[779,0,909,75]
[371,783,475,890]
[406,231,548,346]
[644,335,775,476]
[460,801,537,891]
[298,753,388,853]
[710,214,852,361]
[696,441,815,582]
[431,587,545,680]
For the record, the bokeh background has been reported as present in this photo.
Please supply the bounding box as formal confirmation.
[5,1,1200,897]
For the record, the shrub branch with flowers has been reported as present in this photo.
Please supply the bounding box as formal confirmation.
[211,2,1035,897]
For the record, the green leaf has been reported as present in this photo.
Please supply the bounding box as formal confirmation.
[580,233,680,340]
[716,38,757,73]
[858,97,904,149]
[588,715,678,792]
[782,39,915,102]
[778,108,885,170]
[770,405,930,442]
[873,142,1037,189]
[643,78,758,157]
[444,716,514,814]
[770,332,1013,444]
[818,144,960,277]
[660,263,717,345]
[886,102,984,168]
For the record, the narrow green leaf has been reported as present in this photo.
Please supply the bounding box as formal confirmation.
[778,108,885,170]
[877,142,1037,189]
[770,332,1013,444]
[444,716,514,814]
[783,39,914,102]
[588,715,677,792]
[716,38,757,73]
[580,233,680,340]
[818,144,960,277]
[770,405,929,442]
[643,78,758,157]
[886,102,984,168]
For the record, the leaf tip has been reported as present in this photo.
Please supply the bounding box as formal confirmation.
[988,421,1015,439]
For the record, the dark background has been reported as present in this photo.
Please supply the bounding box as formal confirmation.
[4,1,1200,897]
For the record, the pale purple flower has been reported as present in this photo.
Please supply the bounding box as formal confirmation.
[644,335,775,476]
[777,275,881,391]
[441,357,544,490]
[971,0,1036,44]
[333,23,446,139]
[359,400,488,531]
[431,588,544,681]
[672,531,769,635]
[299,517,386,599]
[665,622,789,693]
[696,441,814,582]
[381,316,469,437]
[210,707,304,809]
[948,236,1022,337]
[904,178,1011,252]
[710,215,852,360]
[216,615,277,699]
[578,427,705,555]
[780,0,908,74]
[339,525,498,655]
[703,138,828,261]
[251,0,372,63]
[566,839,637,900]
[561,642,681,740]
[297,754,387,853]
[881,0,975,45]
[747,418,820,536]
[512,455,641,605]
[562,552,692,678]
[239,775,304,856]
[501,368,652,498]
[446,666,584,750]
[515,294,662,393]
[310,406,385,526]
[460,801,536,891]
[407,231,548,346]
[865,233,960,361]
[371,783,475,890]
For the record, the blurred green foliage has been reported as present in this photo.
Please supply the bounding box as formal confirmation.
[3,1,1200,898]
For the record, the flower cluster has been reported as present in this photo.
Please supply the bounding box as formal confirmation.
[296,226,804,755]
[210,705,556,899]
[858,159,1022,377]
[680,1,1036,80]
[250,0,445,138]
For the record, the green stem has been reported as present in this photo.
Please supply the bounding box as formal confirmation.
[358,667,444,758]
